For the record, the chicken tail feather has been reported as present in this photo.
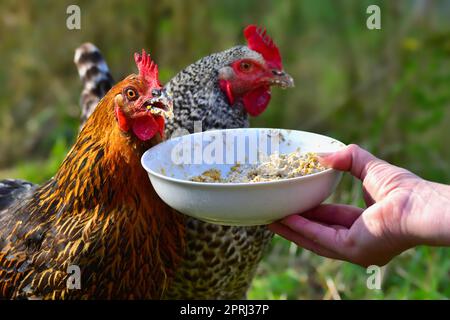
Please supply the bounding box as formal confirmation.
[74,43,115,128]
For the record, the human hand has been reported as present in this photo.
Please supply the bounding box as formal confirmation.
[269,144,450,266]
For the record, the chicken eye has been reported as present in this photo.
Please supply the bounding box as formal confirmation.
[239,61,253,72]
[152,89,162,97]
[125,88,138,101]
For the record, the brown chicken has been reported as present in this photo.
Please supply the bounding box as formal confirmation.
[0,51,183,299]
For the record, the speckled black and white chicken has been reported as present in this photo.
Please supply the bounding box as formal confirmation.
[74,25,294,299]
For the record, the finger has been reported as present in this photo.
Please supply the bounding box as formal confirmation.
[319,144,383,181]
[319,144,396,200]
[268,222,343,260]
[301,204,363,228]
[279,214,352,256]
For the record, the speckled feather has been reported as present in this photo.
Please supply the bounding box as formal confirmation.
[164,46,261,134]
[72,44,274,299]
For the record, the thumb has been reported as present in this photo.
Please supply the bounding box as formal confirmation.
[319,144,384,181]
[319,144,396,201]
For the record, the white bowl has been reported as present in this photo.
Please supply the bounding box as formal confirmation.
[141,128,345,226]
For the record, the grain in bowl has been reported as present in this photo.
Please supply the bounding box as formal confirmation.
[190,151,326,183]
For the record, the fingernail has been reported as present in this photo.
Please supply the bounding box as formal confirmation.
[316,152,333,158]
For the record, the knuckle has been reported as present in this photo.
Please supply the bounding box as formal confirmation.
[347,144,361,154]
[335,229,355,248]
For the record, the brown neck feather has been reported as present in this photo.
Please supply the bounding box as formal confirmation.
[38,92,185,298]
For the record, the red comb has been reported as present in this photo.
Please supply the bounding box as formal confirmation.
[134,49,161,88]
[244,25,282,70]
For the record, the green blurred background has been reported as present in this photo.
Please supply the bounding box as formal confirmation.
[0,0,449,299]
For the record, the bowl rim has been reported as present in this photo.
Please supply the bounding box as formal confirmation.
[141,128,345,188]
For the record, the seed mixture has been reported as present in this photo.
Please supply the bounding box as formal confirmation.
[190,151,326,183]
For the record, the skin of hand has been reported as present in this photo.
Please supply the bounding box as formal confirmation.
[269,144,450,267]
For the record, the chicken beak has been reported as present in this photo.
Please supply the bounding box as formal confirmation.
[270,70,295,89]
[145,90,174,119]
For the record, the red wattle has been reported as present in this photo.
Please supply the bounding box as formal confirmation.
[242,86,271,116]
[115,106,130,132]
[155,115,165,138]
[131,115,160,141]
[219,79,234,105]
